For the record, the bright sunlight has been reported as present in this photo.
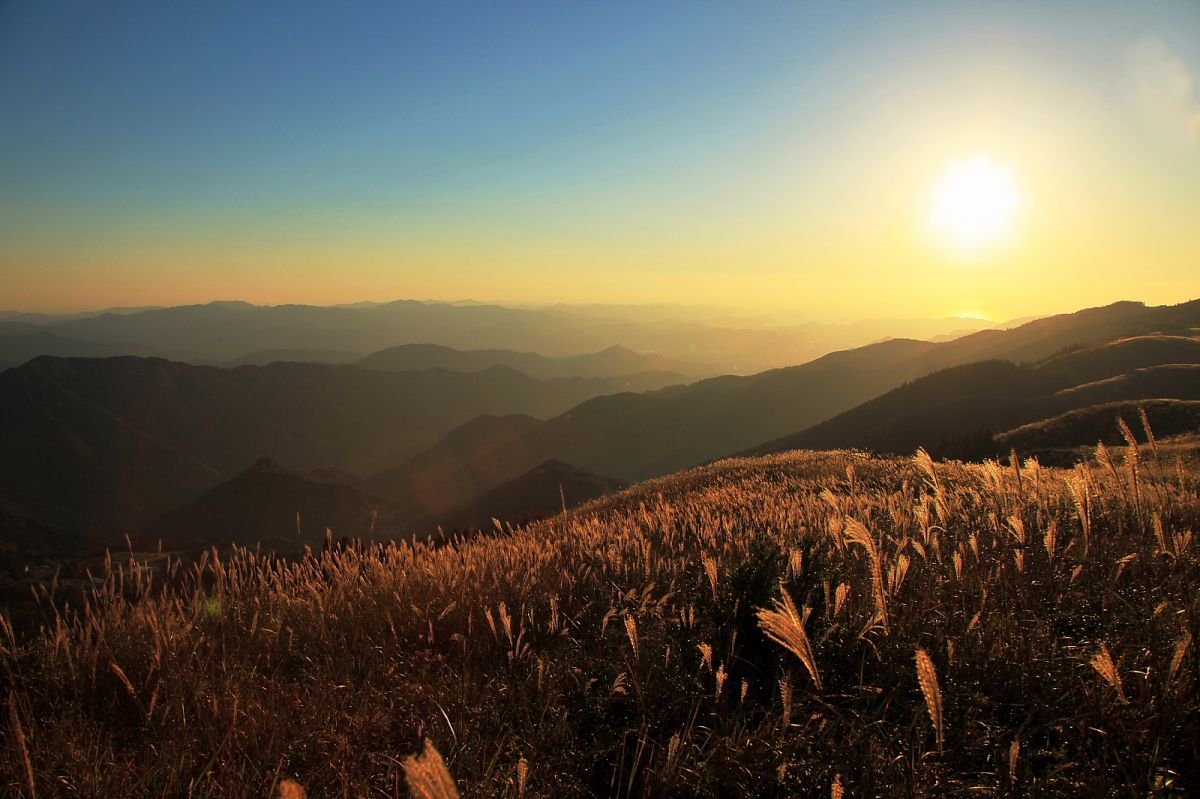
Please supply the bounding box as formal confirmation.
[928,155,1022,255]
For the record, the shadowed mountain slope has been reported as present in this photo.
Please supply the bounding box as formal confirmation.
[1034,335,1200,386]
[423,460,625,534]
[0,331,141,372]
[0,358,667,540]
[7,299,1198,549]
[138,454,621,554]
[745,333,1200,459]
[376,300,1200,496]
[1055,364,1200,405]
[994,399,1200,461]
[139,458,398,553]
[364,415,544,521]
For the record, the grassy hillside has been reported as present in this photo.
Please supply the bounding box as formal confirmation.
[995,400,1200,462]
[746,334,1200,460]
[3,444,1197,796]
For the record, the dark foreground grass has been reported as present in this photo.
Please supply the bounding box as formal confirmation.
[2,443,1198,797]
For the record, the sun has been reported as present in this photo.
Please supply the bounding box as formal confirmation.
[927,155,1021,254]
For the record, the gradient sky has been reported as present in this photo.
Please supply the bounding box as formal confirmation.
[1,1,1197,320]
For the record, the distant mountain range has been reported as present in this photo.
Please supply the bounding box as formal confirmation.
[355,300,1200,520]
[359,343,695,379]
[2,297,1196,555]
[0,298,998,374]
[0,329,140,372]
[225,349,364,367]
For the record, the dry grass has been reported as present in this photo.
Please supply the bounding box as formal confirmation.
[914,648,944,753]
[1,442,1198,796]
[756,590,821,690]
[403,740,461,799]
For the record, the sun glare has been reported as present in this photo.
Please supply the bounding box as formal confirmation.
[928,155,1021,255]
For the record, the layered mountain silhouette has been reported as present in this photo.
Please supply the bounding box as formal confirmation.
[3,298,1197,554]
[745,333,1200,459]
[359,343,693,380]
[0,357,680,540]
[225,349,364,367]
[138,456,622,552]
[364,300,1200,507]
[415,460,625,534]
[364,414,544,522]
[1,298,995,374]
[0,329,139,372]
[139,458,398,553]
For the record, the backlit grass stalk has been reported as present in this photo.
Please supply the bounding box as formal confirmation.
[1090,643,1126,703]
[403,739,461,799]
[844,517,889,634]
[915,648,944,752]
[757,588,822,690]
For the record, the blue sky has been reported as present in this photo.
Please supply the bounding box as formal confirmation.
[2,1,1198,317]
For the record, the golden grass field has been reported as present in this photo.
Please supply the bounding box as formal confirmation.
[2,433,1198,797]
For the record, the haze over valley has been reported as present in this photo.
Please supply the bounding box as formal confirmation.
[3,296,1197,562]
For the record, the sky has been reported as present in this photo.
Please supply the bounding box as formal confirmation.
[1,0,1198,321]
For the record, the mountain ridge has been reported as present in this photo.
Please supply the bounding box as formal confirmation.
[368,299,1200,507]
[0,357,680,539]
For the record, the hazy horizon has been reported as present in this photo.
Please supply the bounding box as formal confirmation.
[3,1,1199,321]
[2,293,1194,330]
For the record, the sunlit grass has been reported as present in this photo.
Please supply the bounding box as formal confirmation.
[2,438,1198,796]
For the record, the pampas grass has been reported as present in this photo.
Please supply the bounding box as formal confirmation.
[403,740,460,799]
[757,588,822,690]
[7,694,35,799]
[914,648,944,752]
[843,517,889,634]
[1090,643,1127,703]
[2,443,1198,796]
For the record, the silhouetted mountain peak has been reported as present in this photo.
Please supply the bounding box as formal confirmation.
[245,456,289,475]
[427,459,626,533]
[532,459,573,471]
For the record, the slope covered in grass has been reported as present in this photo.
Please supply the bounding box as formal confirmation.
[995,399,1200,462]
[745,334,1200,460]
[2,446,1198,796]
